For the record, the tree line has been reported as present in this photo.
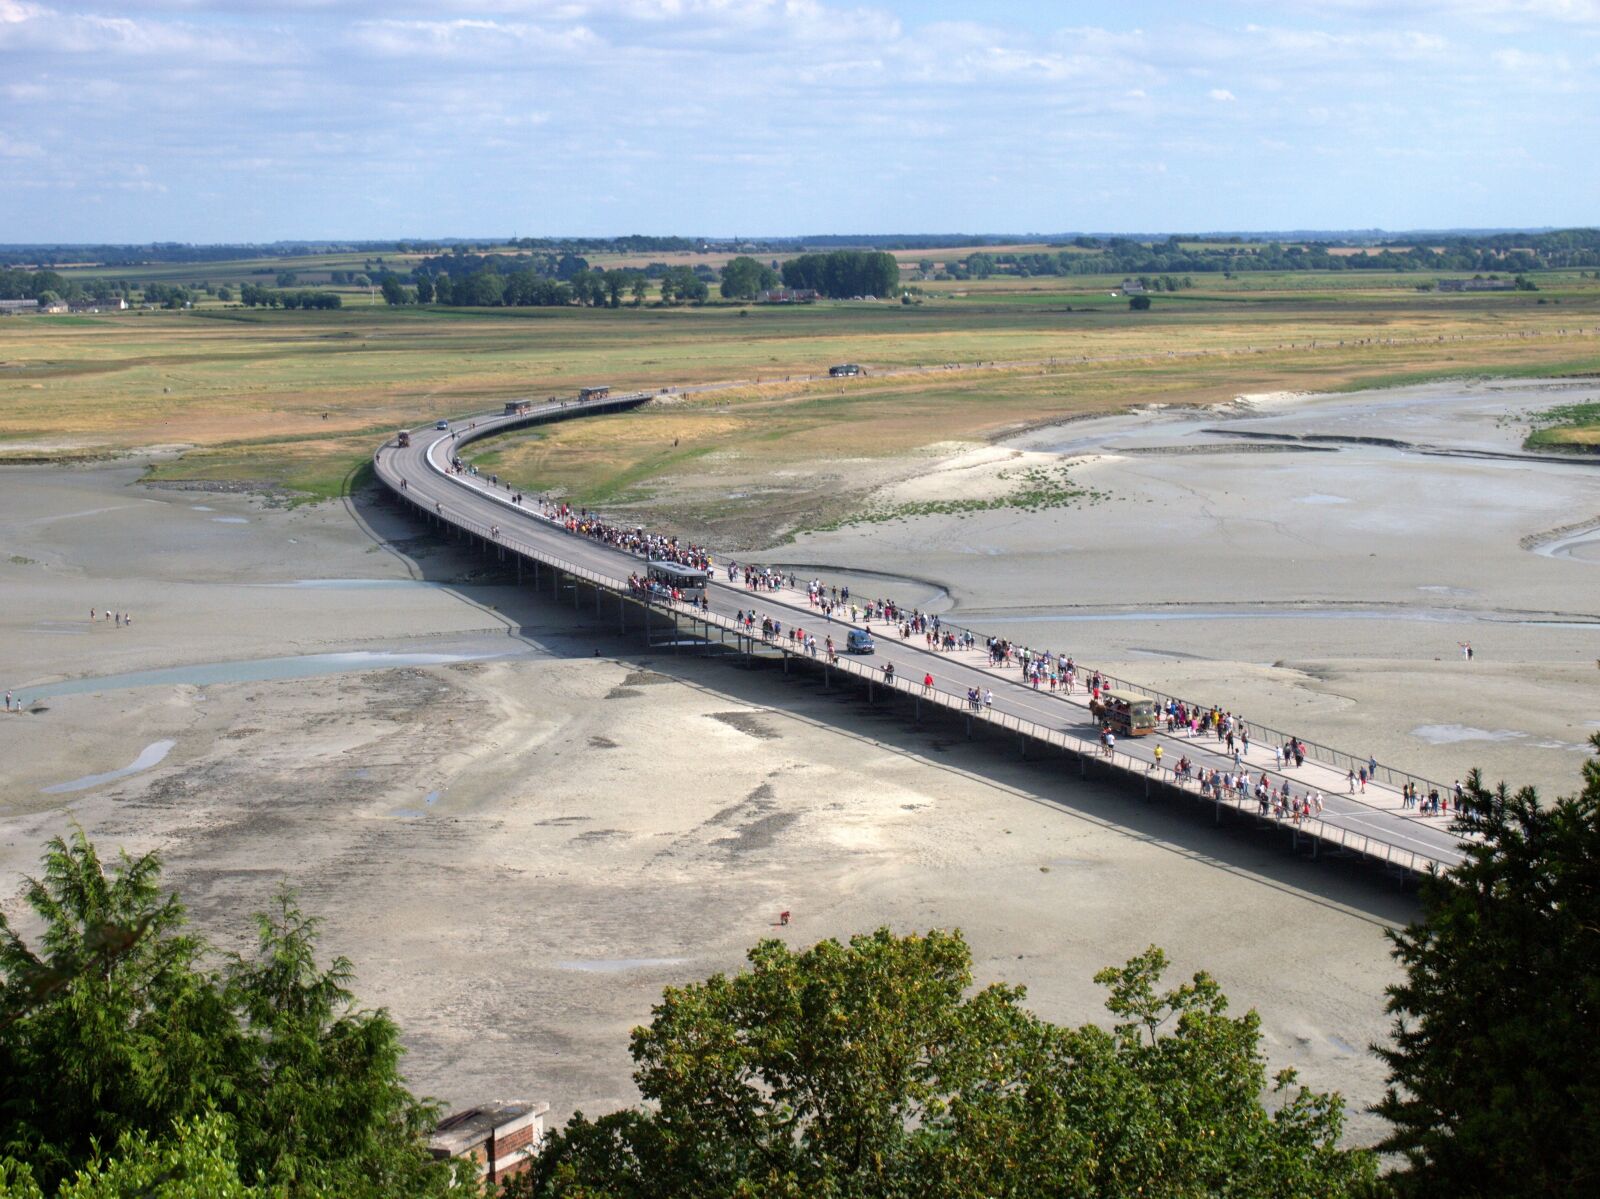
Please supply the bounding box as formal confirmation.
[941,230,1600,279]
[780,250,900,298]
[237,283,342,309]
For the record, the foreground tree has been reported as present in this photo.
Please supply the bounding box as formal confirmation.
[0,831,234,1186]
[1376,735,1600,1197]
[0,831,468,1198]
[0,1115,265,1199]
[517,929,1373,1198]
[226,892,455,1197]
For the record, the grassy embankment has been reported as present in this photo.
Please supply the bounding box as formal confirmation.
[2,267,1598,529]
[1523,401,1600,452]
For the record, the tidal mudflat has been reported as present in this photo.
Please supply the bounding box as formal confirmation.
[785,378,1599,795]
[0,454,1414,1144]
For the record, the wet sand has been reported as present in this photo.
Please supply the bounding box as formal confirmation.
[0,456,1410,1145]
[788,378,1600,795]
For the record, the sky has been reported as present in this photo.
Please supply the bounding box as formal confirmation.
[1,0,1597,242]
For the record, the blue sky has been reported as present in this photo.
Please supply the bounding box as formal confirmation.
[2,1,1597,241]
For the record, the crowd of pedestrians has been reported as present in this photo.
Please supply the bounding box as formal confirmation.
[409,453,1455,838]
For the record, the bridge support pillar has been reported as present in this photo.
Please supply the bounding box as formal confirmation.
[619,594,626,633]
[965,715,972,740]
[1019,735,1027,761]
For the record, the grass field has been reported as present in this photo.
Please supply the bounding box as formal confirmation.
[3,266,1598,532]
[1523,400,1600,451]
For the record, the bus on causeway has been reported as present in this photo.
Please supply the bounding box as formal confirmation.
[647,560,710,598]
[579,385,611,401]
[1089,690,1158,737]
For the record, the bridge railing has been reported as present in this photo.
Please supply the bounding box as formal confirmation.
[375,406,1459,876]
[682,611,1456,874]
[733,590,1459,805]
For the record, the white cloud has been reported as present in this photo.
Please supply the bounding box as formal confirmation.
[1492,46,1571,69]
[0,131,43,157]
[1,1,1598,238]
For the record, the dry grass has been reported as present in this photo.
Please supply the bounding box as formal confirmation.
[3,279,1598,525]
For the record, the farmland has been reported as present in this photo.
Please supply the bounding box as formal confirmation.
[2,257,1598,538]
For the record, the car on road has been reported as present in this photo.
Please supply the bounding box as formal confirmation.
[435,419,450,430]
[846,629,875,654]
[828,363,862,377]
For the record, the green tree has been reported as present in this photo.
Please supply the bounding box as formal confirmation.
[659,267,706,305]
[602,270,630,309]
[415,277,434,304]
[780,251,899,298]
[630,276,649,307]
[1376,737,1600,1197]
[379,276,410,306]
[0,831,235,1189]
[0,833,470,1199]
[216,286,234,302]
[275,271,297,288]
[718,256,778,300]
[223,891,458,1197]
[1,1115,267,1199]
[517,930,1372,1198]
[1129,294,1151,311]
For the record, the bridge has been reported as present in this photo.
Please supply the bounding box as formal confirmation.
[375,395,1467,879]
